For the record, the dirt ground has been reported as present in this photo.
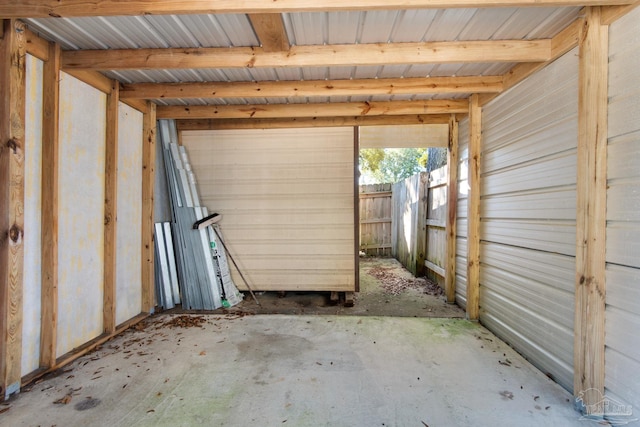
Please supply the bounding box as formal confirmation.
[176,257,464,318]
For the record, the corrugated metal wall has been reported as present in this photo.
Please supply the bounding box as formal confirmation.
[22,54,43,375]
[605,6,640,411]
[455,118,469,309]
[115,103,143,325]
[57,73,107,356]
[182,128,356,292]
[359,124,448,148]
[479,49,578,391]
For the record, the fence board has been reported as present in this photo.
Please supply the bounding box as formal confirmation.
[359,183,392,256]
[426,165,448,284]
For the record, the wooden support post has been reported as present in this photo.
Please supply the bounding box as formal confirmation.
[574,6,608,413]
[414,173,427,277]
[466,94,481,321]
[445,115,459,304]
[40,41,60,369]
[141,103,156,313]
[0,19,26,400]
[103,81,119,334]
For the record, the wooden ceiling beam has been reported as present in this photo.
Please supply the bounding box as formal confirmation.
[121,76,504,100]
[176,114,451,130]
[1,0,634,18]
[61,40,551,71]
[156,99,468,120]
[248,14,290,52]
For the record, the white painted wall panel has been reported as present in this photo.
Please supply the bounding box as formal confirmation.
[22,54,43,375]
[57,73,106,357]
[479,49,578,392]
[605,7,640,413]
[115,103,143,325]
[182,128,355,292]
[455,118,469,308]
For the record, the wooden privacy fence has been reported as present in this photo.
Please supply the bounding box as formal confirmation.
[359,183,393,256]
[359,166,448,283]
[392,173,427,276]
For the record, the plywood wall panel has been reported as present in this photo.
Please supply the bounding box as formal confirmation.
[57,73,106,357]
[21,54,43,375]
[115,103,143,325]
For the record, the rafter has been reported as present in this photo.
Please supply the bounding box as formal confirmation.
[176,114,451,130]
[0,0,634,18]
[156,99,468,120]
[61,40,550,71]
[121,76,504,100]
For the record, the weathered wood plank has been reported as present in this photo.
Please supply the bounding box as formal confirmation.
[415,174,428,276]
[40,41,60,369]
[574,6,608,412]
[176,115,450,130]
[2,0,633,18]
[103,82,119,334]
[158,100,468,120]
[248,13,289,52]
[466,94,481,321]
[0,19,26,400]
[445,116,459,303]
[141,103,156,313]
[61,40,551,71]
[25,29,49,62]
[120,76,504,100]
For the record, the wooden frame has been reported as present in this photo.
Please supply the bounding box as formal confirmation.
[0,19,26,400]
[445,115,459,304]
[141,103,156,313]
[574,6,608,412]
[466,94,481,321]
[103,81,119,334]
[120,76,504,100]
[39,41,60,370]
[1,0,633,18]
[157,100,468,120]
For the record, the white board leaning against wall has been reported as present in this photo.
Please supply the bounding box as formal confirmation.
[182,127,356,292]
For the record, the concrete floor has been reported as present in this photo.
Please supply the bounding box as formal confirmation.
[2,314,586,427]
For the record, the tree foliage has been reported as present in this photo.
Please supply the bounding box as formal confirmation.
[359,148,427,184]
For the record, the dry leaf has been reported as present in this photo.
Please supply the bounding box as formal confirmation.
[54,395,72,405]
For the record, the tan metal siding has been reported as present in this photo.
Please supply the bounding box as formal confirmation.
[182,128,355,292]
[455,117,469,308]
[605,7,640,411]
[480,49,578,391]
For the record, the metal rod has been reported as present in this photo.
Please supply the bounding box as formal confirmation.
[211,227,260,306]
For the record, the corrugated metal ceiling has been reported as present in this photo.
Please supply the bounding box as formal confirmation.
[24,7,582,105]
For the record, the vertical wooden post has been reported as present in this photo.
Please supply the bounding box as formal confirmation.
[103,81,119,333]
[40,41,60,369]
[574,6,608,412]
[353,126,360,292]
[445,115,459,304]
[414,172,427,277]
[141,103,156,313]
[0,19,26,400]
[466,94,481,321]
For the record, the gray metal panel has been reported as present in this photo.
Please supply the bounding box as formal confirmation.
[479,48,578,392]
[605,7,640,413]
[455,117,469,309]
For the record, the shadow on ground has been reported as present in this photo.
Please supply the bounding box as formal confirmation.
[175,257,464,318]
